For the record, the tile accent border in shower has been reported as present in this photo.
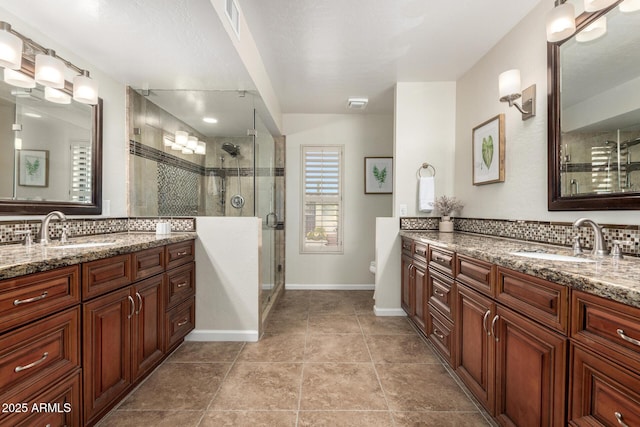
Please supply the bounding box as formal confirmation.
[400,216,640,257]
[0,217,196,245]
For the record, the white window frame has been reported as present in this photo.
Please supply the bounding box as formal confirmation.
[300,145,344,254]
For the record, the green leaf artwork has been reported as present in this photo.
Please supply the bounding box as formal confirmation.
[25,158,40,177]
[482,135,494,170]
[373,165,387,188]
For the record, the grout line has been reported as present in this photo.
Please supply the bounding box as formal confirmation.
[295,309,310,427]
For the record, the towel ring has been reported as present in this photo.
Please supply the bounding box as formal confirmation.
[416,163,436,179]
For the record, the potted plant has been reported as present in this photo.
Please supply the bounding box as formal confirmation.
[433,195,464,232]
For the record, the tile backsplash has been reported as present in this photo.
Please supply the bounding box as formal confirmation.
[400,217,640,257]
[0,217,196,245]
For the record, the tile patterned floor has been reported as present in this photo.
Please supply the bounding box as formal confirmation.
[98,290,493,426]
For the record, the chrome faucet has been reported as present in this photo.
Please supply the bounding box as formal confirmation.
[40,210,67,245]
[573,218,609,256]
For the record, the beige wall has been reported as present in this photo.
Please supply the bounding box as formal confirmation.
[454,1,640,224]
[284,114,393,286]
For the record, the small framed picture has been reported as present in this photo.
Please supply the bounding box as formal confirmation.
[18,149,49,187]
[364,157,393,194]
[472,114,505,185]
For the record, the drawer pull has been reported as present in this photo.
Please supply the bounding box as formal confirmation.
[14,291,48,306]
[482,310,491,336]
[615,412,629,427]
[177,318,189,327]
[127,295,135,319]
[617,329,640,347]
[177,282,188,289]
[491,315,500,342]
[15,352,49,373]
[415,249,426,256]
[433,328,445,340]
[176,250,188,256]
[136,292,143,315]
[434,289,445,298]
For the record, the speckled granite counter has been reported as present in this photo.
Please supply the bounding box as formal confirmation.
[400,230,640,309]
[0,232,197,280]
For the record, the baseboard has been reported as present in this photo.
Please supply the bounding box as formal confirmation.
[186,329,259,342]
[373,305,407,317]
[286,283,375,290]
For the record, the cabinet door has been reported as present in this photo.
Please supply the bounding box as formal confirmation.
[83,287,132,424]
[494,305,567,427]
[455,283,495,414]
[132,275,165,380]
[412,264,427,332]
[401,254,414,316]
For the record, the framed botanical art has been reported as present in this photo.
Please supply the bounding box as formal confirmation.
[472,114,505,185]
[364,157,392,194]
[18,149,49,187]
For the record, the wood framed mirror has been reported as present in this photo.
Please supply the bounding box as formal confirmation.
[548,1,640,210]
[0,59,102,215]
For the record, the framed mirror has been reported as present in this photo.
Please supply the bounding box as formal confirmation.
[548,1,640,210]
[0,60,102,215]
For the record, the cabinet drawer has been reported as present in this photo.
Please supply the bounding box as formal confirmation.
[0,266,80,333]
[132,246,165,281]
[413,242,428,263]
[82,254,132,300]
[571,290,640,373]
[165,262,196,309]
[569,344,640,427]
[428,307,455,367]
[401,238,414,255]
[496,267,568,335]
[428,269,454,321]
[0,306,80,400]
[165,297,195,351]
[428,246,455,277]
[166,240,195,270]
[456,254,494,297]
[0,369,82,427]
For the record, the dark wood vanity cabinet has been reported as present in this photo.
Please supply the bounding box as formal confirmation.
[0,237,196,427]
[400,239,428,334]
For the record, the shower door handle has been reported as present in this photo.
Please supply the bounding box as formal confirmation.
[266,212,278,228]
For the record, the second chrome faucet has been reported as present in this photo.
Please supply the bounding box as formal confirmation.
[40,210,67,245]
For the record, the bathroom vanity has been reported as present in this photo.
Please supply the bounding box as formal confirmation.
[400,231,640,427]
[0,233,196,426]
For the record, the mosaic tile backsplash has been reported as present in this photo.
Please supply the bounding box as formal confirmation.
[400,217,640,257]
[0,217,196,245]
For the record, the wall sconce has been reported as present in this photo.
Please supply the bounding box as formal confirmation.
[0,21,99,104]
[499,69,536,120]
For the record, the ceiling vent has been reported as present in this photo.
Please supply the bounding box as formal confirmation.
[347,97,368,110]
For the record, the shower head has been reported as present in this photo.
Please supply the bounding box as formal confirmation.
[221,142,240,157]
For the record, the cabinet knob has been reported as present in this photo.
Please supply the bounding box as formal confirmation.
[615,411,629,427]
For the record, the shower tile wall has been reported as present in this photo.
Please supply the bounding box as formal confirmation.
[158,163,199,216]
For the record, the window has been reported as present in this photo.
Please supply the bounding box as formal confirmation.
[301,145,343,253]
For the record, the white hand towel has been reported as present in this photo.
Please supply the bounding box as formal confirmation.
[207,174,218,196]
[418,176,435,212]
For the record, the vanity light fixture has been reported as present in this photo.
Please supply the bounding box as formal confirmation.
[0,21,100,104]
[620,0,640,12]
[576,16,607,42]
[175,131,189,146]
[546,0,576,43]
[44,86,71,104]
[195,141,206,155]
[73,70,98,105]
[0,22,23,69]
[186,136,198,150]
[584,0,618,11]
[3,68,35,88]
[181,146,194,155]
[170,141,182,151]
[163,135,174,147]
[498,69,536,120]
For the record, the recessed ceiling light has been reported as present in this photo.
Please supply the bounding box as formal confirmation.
[347,97,368,110]
[203,117,218,124]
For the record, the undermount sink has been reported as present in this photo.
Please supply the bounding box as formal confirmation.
[509,251,595,263]
[49,242,116,249]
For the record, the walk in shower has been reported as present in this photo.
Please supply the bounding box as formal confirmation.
[128,88,285,311]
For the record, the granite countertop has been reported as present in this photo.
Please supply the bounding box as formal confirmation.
[0,232,197,280]
[400,230,640,309]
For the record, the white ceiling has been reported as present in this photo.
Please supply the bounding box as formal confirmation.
[0,0,541,126]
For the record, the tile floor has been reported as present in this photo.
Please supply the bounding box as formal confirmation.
[98,290,493,426]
